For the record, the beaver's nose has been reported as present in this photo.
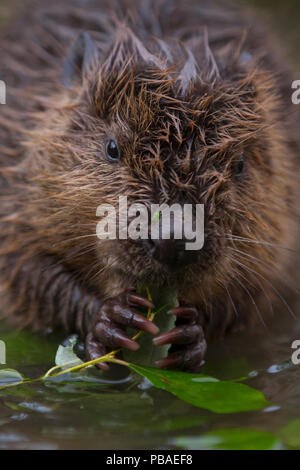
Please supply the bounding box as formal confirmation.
[150,238,186,266]
[144,237,197,268]
[140,206,200,268]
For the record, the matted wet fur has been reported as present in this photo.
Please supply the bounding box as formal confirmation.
[0,0,299,370]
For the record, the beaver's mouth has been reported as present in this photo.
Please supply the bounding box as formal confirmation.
[95,233,219,290]
[121,243,214,288]
[140,238,200,270]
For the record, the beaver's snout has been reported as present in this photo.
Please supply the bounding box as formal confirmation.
[143,236,199,268]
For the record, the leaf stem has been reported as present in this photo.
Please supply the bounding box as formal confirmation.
[0,288,155,389]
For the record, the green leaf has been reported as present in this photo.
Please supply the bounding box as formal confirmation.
[151,211,160,223]
[55,335,83,369]
[127,365,268,413]
[174,428,280,450]
[0,368,23,386]
[280,419,300,449]
[124,286,178,367]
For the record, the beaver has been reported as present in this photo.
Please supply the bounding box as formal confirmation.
[0,0,298,371]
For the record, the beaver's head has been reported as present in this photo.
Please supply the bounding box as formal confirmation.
[25,26,293,304]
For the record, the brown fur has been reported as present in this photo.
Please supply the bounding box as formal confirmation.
[0,0,298,344]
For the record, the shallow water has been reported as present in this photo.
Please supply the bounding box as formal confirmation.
[0,0,300,450]
[0,311,300,450]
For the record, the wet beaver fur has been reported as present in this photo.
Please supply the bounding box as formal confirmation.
[0,0,298,371]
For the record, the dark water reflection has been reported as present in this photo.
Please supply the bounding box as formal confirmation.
[0,0,300,450]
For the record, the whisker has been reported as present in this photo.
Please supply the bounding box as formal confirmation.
[226,254,297,320]
[52,234,98,248]
[62,244,96,263]
[230,257,274,318]
[230,246,300,296]
[83,255,119,284]
[222,234,297,253]
[82,261,100,283]
[227,264,267,327]
[216,280,239,318]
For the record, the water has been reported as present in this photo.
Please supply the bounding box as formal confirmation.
[0,0,300,450]
[0,311,299,450]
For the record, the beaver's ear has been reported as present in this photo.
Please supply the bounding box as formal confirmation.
[62,32,99,88]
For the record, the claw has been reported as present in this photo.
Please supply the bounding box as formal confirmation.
[168,306,198,321]
[85,290,160,372]
[153,324,201,346]
[127,292,154,310]
[109,305,159,335]
[94,322,140,350]
[182,342,207,370]
[155,353,183,369]
[85,333,110,371]
[156,341,206,371]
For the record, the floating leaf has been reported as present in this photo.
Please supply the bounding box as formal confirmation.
[55,335,83,369]
[128,365,268,413]
[174,428,280,450]
[0,368,23,386]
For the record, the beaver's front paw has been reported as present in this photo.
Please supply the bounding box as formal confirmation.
[85,290,159,370]
[153,304,207,372]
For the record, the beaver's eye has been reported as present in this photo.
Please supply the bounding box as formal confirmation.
[235,153,245,176]
[105,139,119,161]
